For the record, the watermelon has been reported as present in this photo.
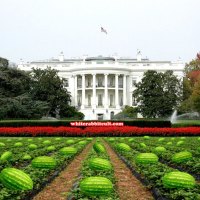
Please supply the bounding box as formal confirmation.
[55,137,61,141]
[60,147,77,155]
[0,142,5,147]
[93,143,106,153]
[31,156,56,169]
[79,141,87,145]
[172,151,192,163]
[108,138,115,142]
[14,142,23,147]
[153,146,166,154]
[139,143,146,148]
[167,142,172,145]
[158,138,165,142]
[0,168,33,190]
[22,154,32,160]
[46,146,56,152]
[66,139,75,145]
[6,139,12,142]
[87,138,93,141]
[117,143,131,152]
[27,139,33,142]
[43,140,51,145]
[162,171,195,189]
[144,136,150,140]
[28,144,37,150]
[0,151,12,161]
[80,177,113,196]
[198,137,200,141]
[135,153,158,164]
[180,137,186,140]
[89,158,112,171]
[177,141,184,146]
[128,138,135,142]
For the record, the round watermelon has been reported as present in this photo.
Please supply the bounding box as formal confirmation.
[80,177,113,196]
[0,142,5,147]
[176,141,184,146]
[66,139,75,145]
[128,138,135,142]
[153,146,166,154]
[46,145,56,152]
[43,140,51,145]
[144,136,150,140]
[139,143,146,148]
[28,144,37,150]
[0,151,12,161]
[93,143,106,153]
[14,142,23,147]
[162,171,195,189]
[89,158,112,171]
[117,143,131,152]
[135,153,158,164]
[22,154,32,160]
[0,168,33,190]
[172,151,192,163]
[60,147,77,155]
[31,156,56,169]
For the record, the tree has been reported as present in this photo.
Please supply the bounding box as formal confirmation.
[0,57,49,119]
[113,105,138,119]
[190,77,200,113]
[133,70,181,118]
[30,67,77,118]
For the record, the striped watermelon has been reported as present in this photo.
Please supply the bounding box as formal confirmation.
[79,141,87,145]
[46,146,56,152]
[93,143,106,153]
[60,147,77,155]
[177,141,184,146]
[117,143,131,152]
[158,138,165,142]
[0,168,33,190]
[0,151,12,161]
[89,158,112,171]
[66,139,75,144]
[167,142,172,145]
[135,153,158,164]
[28,144,37,150]
[140,143,147,148]
[144,136,150,140]
[0,142,5,147]
[27,139,33,142]
[153,146,166,154]
[128,138,135,142]
[22,154,32,160]
[43,140,51,145]
[80,177,113,196]
[31,156,56,169]
[162,171,195,189]
[172,151,192,163]
[55,137,61,141]
[14,142,23,147]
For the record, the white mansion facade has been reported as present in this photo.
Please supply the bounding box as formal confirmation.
[18,52,184,120]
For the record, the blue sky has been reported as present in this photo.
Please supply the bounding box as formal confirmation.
[0,0,200,63]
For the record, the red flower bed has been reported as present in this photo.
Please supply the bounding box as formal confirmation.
[0,126,200,136]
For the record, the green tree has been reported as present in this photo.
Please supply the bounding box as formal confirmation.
[30,67,81,118]
[113,105,138,119]
[134,70,181,118]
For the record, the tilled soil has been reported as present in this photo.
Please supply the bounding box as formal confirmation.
[33,142,93,200]
[103,141,154,200]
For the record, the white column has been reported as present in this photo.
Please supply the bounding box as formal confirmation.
[115,74,119,108]
[123,75,127,106]
[81,74,85,109]
[92,74,96,108]
[74,75,77,106]
[104,74,108,108]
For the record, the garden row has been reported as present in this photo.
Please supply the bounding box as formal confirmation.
[0,137,92,199]
[106,136,200,199]
[1,126,200,136]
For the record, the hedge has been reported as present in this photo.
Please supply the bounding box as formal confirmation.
[0,120,171,128]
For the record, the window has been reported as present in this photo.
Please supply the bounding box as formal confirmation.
[132,94,137,106]
[77,77,82,87]
[78,95,81,107]
[110,94,114,106]
[86,77,92,87]
[88,94,91,106]
[109,77,115,87]
[98,94,103,106]
[132,78,137,87]
[119,76,123,88]
[98,77,103,87]
[63,79,69,87]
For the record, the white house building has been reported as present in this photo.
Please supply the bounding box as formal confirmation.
[18,51,184,120]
